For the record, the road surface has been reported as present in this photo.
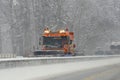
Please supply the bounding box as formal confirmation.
[45,64,120,80]
[0,57,120,80]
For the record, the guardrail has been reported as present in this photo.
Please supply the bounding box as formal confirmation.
[0,54,16,58]
[0,55,120,69]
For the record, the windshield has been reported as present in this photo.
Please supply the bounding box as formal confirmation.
[43,36,68,48]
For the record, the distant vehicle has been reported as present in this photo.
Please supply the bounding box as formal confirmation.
[110,42,120,54]
[110,42,120,49]
[34,27,76,56]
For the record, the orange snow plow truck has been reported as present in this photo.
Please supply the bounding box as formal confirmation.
[34,28,76,56]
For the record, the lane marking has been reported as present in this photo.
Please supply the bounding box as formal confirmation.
[83,65,120,80]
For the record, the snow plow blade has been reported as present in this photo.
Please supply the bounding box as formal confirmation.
[33,50,64,57]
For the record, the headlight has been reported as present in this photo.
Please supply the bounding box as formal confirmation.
[59,30,65,33]
[44,30,50,33]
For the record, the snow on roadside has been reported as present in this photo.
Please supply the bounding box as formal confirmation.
[0,57,120,80]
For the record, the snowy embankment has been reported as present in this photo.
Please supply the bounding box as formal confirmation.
[0,56,120,80]
[0,55,120,69]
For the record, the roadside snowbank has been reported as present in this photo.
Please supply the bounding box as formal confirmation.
[0,57,120,80]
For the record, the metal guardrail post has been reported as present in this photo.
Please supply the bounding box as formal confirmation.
[0,54,16,58]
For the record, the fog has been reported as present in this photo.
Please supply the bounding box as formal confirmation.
[0,0,120,56]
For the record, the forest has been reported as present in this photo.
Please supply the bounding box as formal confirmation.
[0,0,120,56]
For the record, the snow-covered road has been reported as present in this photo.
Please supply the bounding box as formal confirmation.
[0,57,120,80]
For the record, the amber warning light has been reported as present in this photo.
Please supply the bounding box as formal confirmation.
[59,30,65,33]
[44,30,50,33]
[44,27,50,33]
